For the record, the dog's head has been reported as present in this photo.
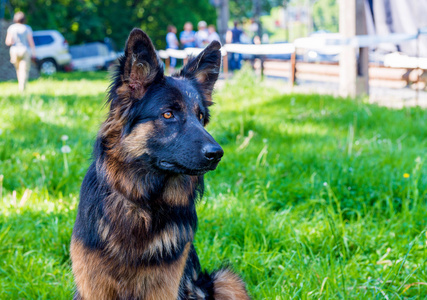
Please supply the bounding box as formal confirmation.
[101,28,223,177]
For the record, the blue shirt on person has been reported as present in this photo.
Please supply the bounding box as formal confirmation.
[166,32,178,49]
[231,27,243,44]
[180,30,196,48]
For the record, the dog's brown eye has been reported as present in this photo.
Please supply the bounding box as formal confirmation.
[163,112,173,119]
[199,113,203,120]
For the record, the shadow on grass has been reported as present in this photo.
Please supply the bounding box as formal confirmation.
[0,71,111,84]
[215,92,427,141]
[44,70,110,82]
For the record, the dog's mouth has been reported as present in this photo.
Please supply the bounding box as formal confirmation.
[158,160,220,175]
[159,161,175,169]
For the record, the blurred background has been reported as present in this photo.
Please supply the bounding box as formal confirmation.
[1,0,427,106]
[1,1,427,299]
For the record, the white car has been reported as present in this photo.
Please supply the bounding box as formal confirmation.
[33,30,72,75]
[69,42,119,71]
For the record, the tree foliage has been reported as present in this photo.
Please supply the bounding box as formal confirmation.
[312,0,338,32]
[8,0,217,49]
[229,0,286,21]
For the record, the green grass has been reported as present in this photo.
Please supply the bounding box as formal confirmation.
[1,69,426,299]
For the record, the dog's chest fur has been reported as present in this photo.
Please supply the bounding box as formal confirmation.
[100,175,198,266]
[71,172,200,299]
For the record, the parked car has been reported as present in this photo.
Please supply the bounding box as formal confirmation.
[69,42,119,71]
[33,30,72,75]
[301,32,341,63]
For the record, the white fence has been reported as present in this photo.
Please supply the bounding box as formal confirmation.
[159,29,427,83]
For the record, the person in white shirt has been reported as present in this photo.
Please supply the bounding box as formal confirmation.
[5,11,36,92]
[194,21,209,48]
[207,25,220,43]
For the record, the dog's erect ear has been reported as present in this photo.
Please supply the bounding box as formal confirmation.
[177,41,222,102]
[118,28,163,99]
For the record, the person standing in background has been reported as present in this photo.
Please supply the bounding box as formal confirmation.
[226,21,243,71]
[194,21,209,48]
[207,24,220,43]
[180,22,196,48]
[166,25,179,73]
[5,11,36,92]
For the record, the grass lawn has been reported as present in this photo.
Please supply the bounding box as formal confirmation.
[0,69,426,299]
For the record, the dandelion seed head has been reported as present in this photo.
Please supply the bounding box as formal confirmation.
[61,145,71,153]
[323,182,328,186]
[61,135,69,141]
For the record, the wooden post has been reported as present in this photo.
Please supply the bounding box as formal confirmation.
[253,0,262,38]
[216,0,229,44]
[356,0,369,96]
[165,57,170,72]
[223,53,228,80]
[339,0,369,98]
[260,56,264,79]
[290,50,296,87]
[416,29,420,106]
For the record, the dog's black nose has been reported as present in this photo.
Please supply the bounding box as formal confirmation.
[202,144,224,161]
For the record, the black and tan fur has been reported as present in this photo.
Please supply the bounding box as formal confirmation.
[70,29,250,299]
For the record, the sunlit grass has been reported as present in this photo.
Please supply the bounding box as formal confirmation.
[0,70,426,299]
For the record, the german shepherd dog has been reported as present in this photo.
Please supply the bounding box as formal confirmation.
[70,29,250,299]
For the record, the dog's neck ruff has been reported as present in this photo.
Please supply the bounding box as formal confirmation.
[97,154,199,205]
